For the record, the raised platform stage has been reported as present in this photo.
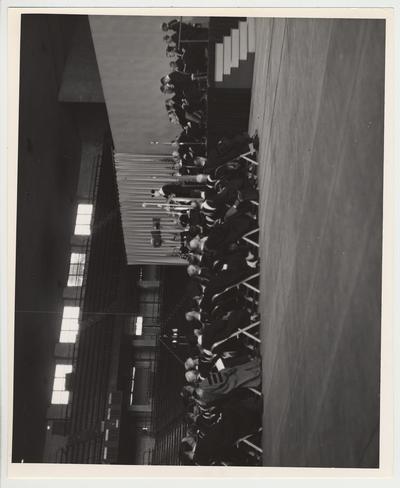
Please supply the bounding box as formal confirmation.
[206,15,384,469]
[249,18,384,468]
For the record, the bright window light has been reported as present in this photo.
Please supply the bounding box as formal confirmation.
[134,316,143,336]
[51,364,72,404]
[67,253,86,287]
[59,330,78,343]
[59,306,80,343]
[74,204,93,236]
[51,391,69,404]
[129,367,136,405]
[63,306,80,319]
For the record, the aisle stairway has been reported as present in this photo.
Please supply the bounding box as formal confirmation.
[214,18,256,87]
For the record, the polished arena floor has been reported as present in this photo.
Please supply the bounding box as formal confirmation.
[249,18,385,467]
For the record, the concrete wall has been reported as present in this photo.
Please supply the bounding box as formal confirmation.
[59,17,104,103]
[89,16,179,155]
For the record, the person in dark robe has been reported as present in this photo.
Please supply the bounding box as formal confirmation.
[166,45,181,57]
[194,398,262,465]
[163,33,179,45]
[189,212,257,260]
[204,212,258,256]
[199,256,254,314]
[204,133,258,172]
[181,391,262,465]
[163,20,208,40]
[170,59,186,72]
[165,70,193,89]
[194,357,261,406]
[185,310,204,332]
[189,348,254,381]
[202,309,251,352]
[175,128,206,155]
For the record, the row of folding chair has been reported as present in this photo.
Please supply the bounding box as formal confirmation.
[199,139,263,465]
[236,148,262,462]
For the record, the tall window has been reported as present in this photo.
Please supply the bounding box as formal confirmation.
[74,204,93,236]
[67,253,86,287]
[59,306,80,343]
[134,316,143,336]
[127,315,144,336]
[51,364,73,404]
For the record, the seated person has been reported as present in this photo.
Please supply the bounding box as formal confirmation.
[181,391,262,465]
[199,250,256,314]
[184,43,208,69]
[205,133,257,172]
[187,263,213,282]
[185,310,205,331]
[164,71,193,88]
[189,212,257,258]
[174,130,206,157]
[184,356,199,371]
[163,19,208,40]
[187,347,254,382]
[163,33,179,45]
[166,45,181,57]
[194,357,261,406]
[160,82,177,96]
[202,309,251,352]
[170,59,186,72]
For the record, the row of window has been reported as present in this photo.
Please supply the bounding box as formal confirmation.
[51,205,93,404]
[52,316,143,404]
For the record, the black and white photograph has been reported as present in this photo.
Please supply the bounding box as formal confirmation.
[5,7,394,474]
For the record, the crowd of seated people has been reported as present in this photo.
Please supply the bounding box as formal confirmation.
[150,127,261,465]
[176,133,261,466]
[160,19,208,135]
[162,19,208,72]
[156,20,262,466]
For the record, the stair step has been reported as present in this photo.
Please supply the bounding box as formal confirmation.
[239,21,248,60]
[223,36,231,75]
[214,43,224,82]
[248,18,256,52]
[231,28,240,68]
[215,52,255,89]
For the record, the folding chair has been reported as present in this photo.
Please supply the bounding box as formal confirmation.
[238,438,263,454]
[239,147,258,166]
[235,427,263,459]
[210,320,261,352]
[242,280,260,295]
[210,272,261,306]
[241,228,259,248]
